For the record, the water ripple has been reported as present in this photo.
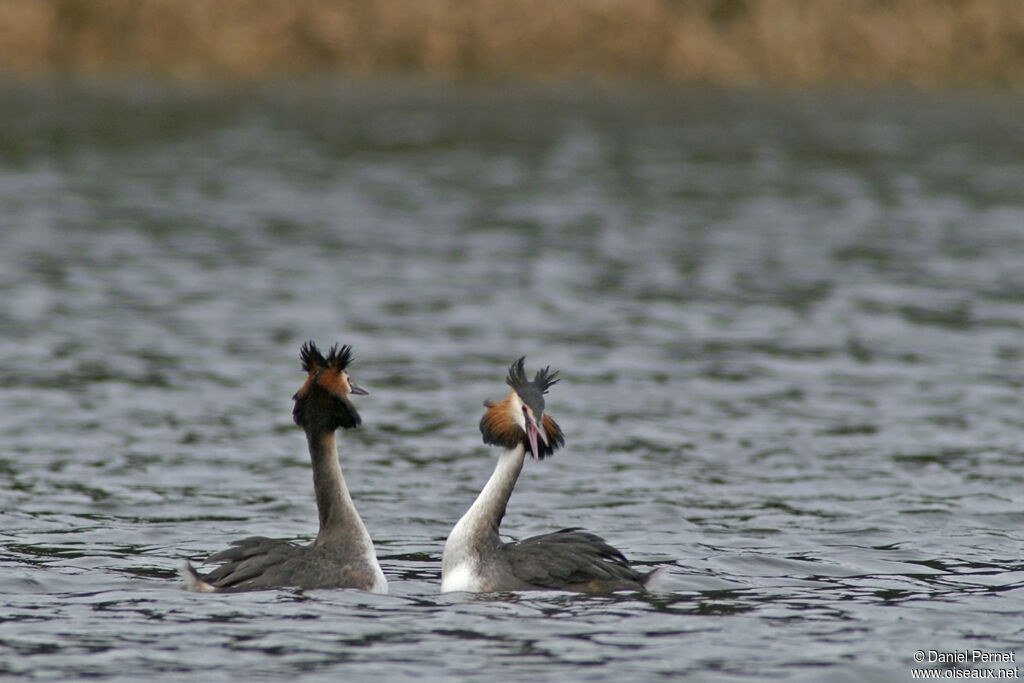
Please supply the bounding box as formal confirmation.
[2,82,1024,680]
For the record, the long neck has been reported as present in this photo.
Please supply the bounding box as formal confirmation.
[448,445,526,555]
[307,430,370,547]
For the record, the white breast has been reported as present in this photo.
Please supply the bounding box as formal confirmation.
[368,563,389,594]
[441,561,485,593]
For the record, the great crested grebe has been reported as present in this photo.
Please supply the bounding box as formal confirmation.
[182,341,387,593]
[441,357,658,593]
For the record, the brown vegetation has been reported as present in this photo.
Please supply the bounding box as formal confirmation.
[2,0,1024,88]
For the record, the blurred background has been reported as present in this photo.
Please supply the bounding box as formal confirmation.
[2,0,1024,87]
[3,2,1024,682]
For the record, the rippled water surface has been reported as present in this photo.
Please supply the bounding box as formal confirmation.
[3,81,1024,681]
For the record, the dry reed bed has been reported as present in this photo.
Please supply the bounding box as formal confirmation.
[2,0,1023,88]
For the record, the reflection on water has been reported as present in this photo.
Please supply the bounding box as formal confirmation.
[2,81,1024,680]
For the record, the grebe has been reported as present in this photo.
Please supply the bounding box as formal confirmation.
[441,357,657,593]
[182,341,387,593]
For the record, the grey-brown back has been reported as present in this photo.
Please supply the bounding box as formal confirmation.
[198,536,381,591]
[500,528,653,593]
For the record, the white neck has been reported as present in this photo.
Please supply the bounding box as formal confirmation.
[441,444,525,592]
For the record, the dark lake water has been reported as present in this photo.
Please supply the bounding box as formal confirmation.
[2,80,1024,681]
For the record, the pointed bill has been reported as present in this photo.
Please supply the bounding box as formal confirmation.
[526,419,540,460]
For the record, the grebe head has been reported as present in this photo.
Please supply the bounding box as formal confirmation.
[292,341,368,433]
[479,356,565,460]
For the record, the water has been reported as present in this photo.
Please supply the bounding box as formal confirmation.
[2,81,1024,681]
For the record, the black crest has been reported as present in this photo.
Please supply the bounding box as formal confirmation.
[505,357,560,394]
[300,341,353,373]
[506,356,560,418]
[506,356,529,389]
[533,365,559,394]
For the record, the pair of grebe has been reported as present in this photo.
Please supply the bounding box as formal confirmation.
[183,342,658,594]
